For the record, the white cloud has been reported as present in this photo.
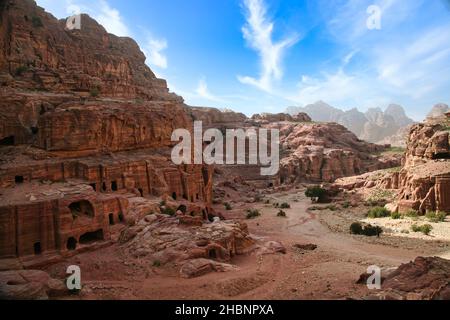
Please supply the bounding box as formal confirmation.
[238,0,299,92]
[196,78,224,103]
[94,0,130,37]
[142,37,168,69]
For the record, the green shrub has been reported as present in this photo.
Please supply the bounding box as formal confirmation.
[32,16,43,28]
[279,202,291,209]
[224,202,232,210]
[405,209,419,218]
[391,211,402,220]
[246,209,261,219]
[326,205,338,211]
[342,201,351,209]
[350,222,363,235]
[350,222,383,237]
[152,260,161,267]
[305,186,327,203]
[426,211,447,223]
[159,200,166,206]
[367,207,391,218]
[90,87,100,97]
[161,207,175,216]
[411,224,433,235]
[277,210,286,217]
[15,65,28,76]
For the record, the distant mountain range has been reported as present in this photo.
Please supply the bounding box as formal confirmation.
[286,101,416,147]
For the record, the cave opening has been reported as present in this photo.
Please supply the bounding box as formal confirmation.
[208,249,217,259]
[0,136,15,146]
[79,229,104,245]
[118,213,124,223]
[109,213,114,225]
[432,153,450,160]
[111,181,118,191]
[90,183,97,191]
[33,242,42,255]
[69,200,94,219]
[15,176,24,184]
[177,205,187,214]
[138,188,144,197]
[67,237,77,250]
[102,182,107,192]
[172,192,177,200]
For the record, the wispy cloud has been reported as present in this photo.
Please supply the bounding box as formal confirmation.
[142,37,168,69]
[94,0,130,37]
[237,0,299,92]
[196,78,224,103]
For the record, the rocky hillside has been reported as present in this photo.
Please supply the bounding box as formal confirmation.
[286,101,415,147]
[335,112,450,214]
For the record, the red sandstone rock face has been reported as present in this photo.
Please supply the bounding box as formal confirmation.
[187,107,247,128]
[0,0,213,268]
[275,122,400,183]
[363,257,450,300]
[0,0,179,102]
[36,100,191,152]
[395,122,450,213]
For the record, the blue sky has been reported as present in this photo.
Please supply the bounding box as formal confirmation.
[36,0,450,120]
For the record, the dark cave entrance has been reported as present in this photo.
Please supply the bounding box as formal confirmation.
[432,153,450,160]
[15,176,24,184]
[172,192,177,200]
[208,249,217,259]
[69,200,94,219]
[109,213,115,225]
[177,205,187,214]
[67,237,77,251]
[79,229,104,245]
[0,136,15,146]
[138,188,144,197]
[33,242,42,255]
[118,213,124,223]
[111,181,118,191]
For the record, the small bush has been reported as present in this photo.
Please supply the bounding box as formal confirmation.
[367,207,391,218]
[32,16,43,28]
[277,210,286,217]
[159,200,166,206]
[405,209,419,218]
[350,222,383,237]
[224,202,232,211]
[246,209,261,219]
[161,207,175,216]
[342,201,351,209]
[305,186,327,203]
[152,260,161,267]
[279,202,291,209]
[350,222,363,235]
[391,211,402,220]
[15,65,28,76]
[90,87,100,97]
[411,224,433,235]
[426,211,447,223]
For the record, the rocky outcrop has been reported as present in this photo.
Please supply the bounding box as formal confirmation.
[0,0,179,101]
[0,269,68,300]
[427,103,449,120]
[251,112,311,123]
[335,117,450,214]
[362,257,450,300]
[187,107,247,128]
[394,121,450,213]
[275,122,400,183]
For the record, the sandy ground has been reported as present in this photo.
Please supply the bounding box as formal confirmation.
[44,189,450,300]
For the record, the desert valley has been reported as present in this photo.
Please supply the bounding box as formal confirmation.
[0,0,449,301]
